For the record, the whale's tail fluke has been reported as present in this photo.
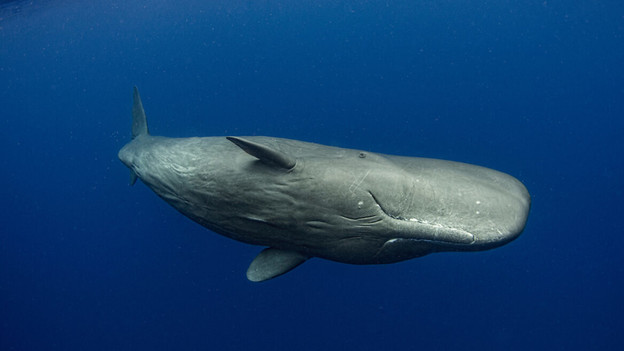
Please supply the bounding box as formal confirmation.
[132,86,149,139]
[126,86,149,185]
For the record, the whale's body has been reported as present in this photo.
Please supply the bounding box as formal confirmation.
[119,88,530,282]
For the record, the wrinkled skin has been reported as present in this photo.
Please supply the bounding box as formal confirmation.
[119,134,530,265]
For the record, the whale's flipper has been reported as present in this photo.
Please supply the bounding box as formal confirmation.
[227,136,296,170]
[246,248,309,282]
[132,86,149,139]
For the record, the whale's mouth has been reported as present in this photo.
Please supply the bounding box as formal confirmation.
[368,191,475,245]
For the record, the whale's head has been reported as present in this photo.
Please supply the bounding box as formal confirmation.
[349,154,531,261]
[281,149,531,264]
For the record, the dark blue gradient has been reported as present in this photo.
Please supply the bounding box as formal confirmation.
[1,1,622,350]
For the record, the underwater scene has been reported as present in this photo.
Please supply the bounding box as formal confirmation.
[1,1,622,350]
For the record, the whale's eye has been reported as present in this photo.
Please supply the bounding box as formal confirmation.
[358,152,366,158]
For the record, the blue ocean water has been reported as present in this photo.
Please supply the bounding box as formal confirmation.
[1,0,622,350]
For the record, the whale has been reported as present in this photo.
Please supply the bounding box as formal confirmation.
[119,87,531,282]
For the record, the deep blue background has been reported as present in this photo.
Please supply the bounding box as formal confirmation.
[1,1,623,350]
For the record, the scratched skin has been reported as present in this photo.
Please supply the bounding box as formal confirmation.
[119,88,530,281]
[120,134,530,264]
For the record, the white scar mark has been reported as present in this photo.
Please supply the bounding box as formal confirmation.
[349,169,371,194]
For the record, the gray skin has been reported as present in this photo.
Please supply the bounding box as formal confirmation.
[119,88,530,282]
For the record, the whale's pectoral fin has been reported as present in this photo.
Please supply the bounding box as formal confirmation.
[226,136,296,170]
[246,248,309,282]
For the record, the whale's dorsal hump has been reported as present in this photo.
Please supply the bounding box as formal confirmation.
[246,248,309,282]
[226,136,296,170]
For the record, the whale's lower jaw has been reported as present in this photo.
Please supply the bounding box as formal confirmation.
[368,190,476,245]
